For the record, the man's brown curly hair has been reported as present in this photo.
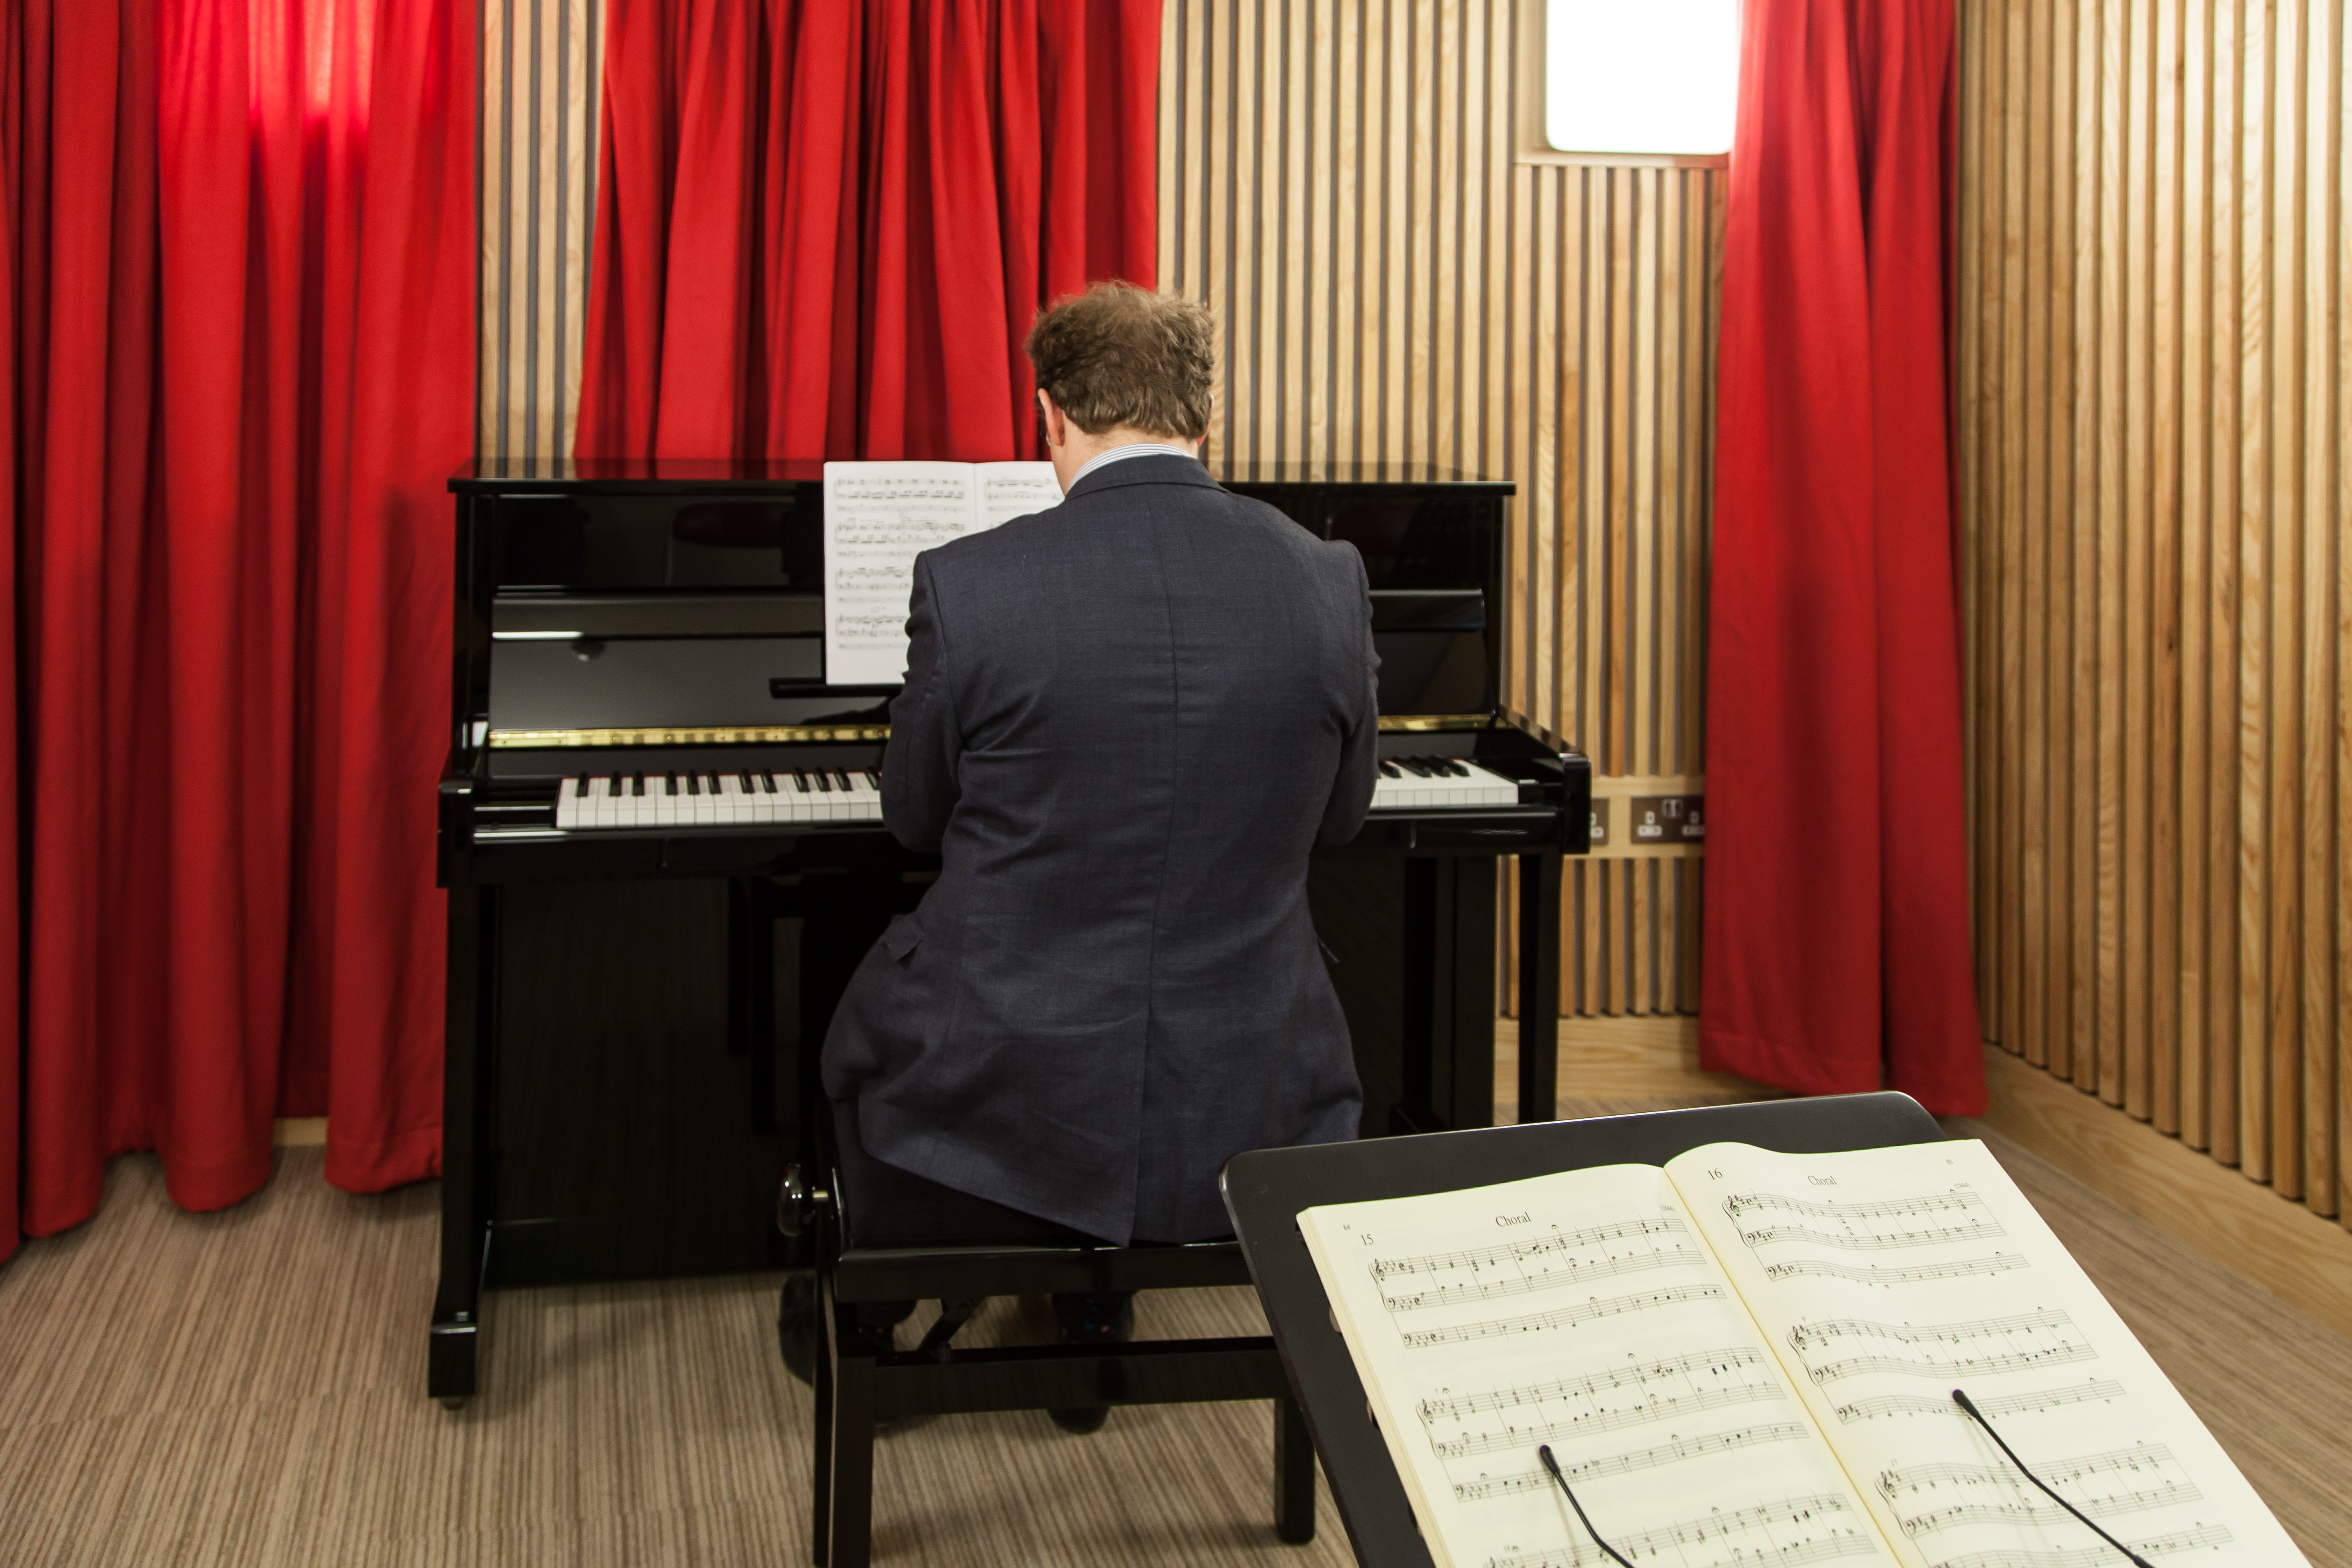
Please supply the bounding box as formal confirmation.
[1024,282,1214,441]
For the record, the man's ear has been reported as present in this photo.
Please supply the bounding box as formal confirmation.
[1036,389,1067,451]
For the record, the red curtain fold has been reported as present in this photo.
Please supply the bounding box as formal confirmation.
[2,0,473,1262]
[575,0,1162,465]
[1700,0,1986,1114]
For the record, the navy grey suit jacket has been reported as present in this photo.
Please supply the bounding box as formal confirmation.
[819,454,1378,1243]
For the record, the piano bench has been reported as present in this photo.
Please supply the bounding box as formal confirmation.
[784,1104,1315,1568]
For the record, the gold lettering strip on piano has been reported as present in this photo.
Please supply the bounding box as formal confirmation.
[490,714,1490,749]
[489,725,892,748]
[1377,714,1496,732]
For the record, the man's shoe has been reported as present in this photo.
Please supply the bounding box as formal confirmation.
[1047,1292,1134,1434]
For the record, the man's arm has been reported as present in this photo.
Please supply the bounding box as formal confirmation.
[1316,550,1381,846]
[881,555,962,852]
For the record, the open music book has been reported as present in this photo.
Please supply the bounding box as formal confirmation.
[1299,1139,2306,1568]
[822,460,1061,686]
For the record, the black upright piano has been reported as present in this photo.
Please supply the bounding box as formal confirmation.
[432,459,1590,1403]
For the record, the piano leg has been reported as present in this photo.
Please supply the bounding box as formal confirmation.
[431,882,500,1406]
[1515,851,1563,1124]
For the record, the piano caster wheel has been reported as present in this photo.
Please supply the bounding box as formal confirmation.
[439,1396,468,1412]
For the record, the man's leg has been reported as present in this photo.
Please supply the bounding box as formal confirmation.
[1045,1290,1135,1434]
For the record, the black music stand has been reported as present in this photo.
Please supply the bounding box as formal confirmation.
[1220,1092,1948,1568]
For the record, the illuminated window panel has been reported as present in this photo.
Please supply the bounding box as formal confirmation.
[1545,0,1741,158]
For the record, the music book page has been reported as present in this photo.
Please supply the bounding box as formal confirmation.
[1298,1140,2308,1568]
[822,460,1059,686]
[1676,1139,2306,1568]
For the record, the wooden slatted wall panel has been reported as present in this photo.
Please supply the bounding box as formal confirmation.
[1159,0,1723,1017]
[477,0,601,464]
[1957,0,2348,1224]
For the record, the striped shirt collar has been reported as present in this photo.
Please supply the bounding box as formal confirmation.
[1068,441,1204,488]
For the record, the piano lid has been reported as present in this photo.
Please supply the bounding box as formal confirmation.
[452,456,830,490]
[453,456,1515,493]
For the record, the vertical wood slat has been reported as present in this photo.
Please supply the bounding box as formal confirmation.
[477,0,599,465]
[1162,2,1722,1020]
[1962,0,2349,1226]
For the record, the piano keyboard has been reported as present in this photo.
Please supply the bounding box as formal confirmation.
[551,755,1520,831]
[1371,756,1521,810]
[554,769,884,829]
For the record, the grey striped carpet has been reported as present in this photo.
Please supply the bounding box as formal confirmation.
[1,1101,2344,1566]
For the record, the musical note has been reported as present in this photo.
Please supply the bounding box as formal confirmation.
[1400,1283,1728,1349]
[1374,1215,1707,1312]
[1764,1254,2029,1287]
[1484,1495,1881,1568]
[1451,1423,1814,1500]
[1725,1189,2005,1252]
[1886,1446,2200,1537]
[1832,1379,2127,1425]
[1787,1310,2094,1385]
[1926,1523,2233,1568]
[1418,1346,1788,1458]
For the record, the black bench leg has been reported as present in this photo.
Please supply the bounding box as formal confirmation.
[1274,1395,1317,1544]
[812,1280,836,1566]
[825,1309,879,1568]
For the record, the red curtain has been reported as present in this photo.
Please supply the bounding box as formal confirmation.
[575,0,1161,464]
[0,0,474,1262]
[1700,0,1985,1114]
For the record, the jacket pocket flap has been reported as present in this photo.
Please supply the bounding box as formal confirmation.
[880,915,923,961]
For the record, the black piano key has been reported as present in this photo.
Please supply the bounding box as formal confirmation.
[814,770,833,793]
[758,771,777,794]
[702,773,721,794]
[1400,758,1431,777]
[739,771,755,792]
[607,774,623,797]
[665,773,680,796]
[686,772,700,796]
[831,770,853,791]
[1378,761,1400,779]
[632,774,646,796]
[792,771,810,792]
[1439,758,1468,778]
[864,770,881,790]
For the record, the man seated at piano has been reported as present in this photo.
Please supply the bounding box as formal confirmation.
[793,282,1380,1431]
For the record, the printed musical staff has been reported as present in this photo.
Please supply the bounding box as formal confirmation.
[1452,1423,1814,1501]
[1400,1283,1728,1349]
[826,480,968,503]
[1787,1310,2094,1385]
[1882,1445,2188,1504]
[831,612,908,641]
[1725,1190,2005,1252]
[1832,1379,2128,1425]
[1373,1215,1706,1312]
[1887,1446,2199,1537]
[1764,1255,2029,1287]
[1485,1495,1880,1568]
[1926,1523,2233,1568]
[1418,1346,1787,1458]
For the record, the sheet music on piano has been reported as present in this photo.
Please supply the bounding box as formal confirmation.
[822,460,1061,686]
[1299,1141,2308,1568]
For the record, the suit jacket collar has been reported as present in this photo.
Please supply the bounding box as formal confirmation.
[1061,452,1222,504]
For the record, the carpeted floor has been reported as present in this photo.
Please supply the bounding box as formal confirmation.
[1,1101,2346,1567]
